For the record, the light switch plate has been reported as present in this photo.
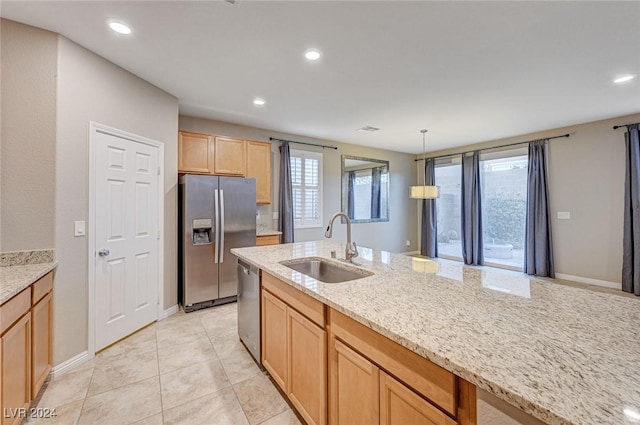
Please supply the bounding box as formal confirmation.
[74,220,86,237]
[557,211,571,220]
[273,211,279,220]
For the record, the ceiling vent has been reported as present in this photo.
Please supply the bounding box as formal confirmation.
[357,126,380,132]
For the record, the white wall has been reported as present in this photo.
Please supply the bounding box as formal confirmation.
[420,112,640,287]
[53,37,178,364]
[0,19,57,251]
[179,116,418,253]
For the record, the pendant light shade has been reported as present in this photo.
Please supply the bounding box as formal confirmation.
[410,129,439,199]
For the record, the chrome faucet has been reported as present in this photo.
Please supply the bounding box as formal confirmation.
[324,212,358,262]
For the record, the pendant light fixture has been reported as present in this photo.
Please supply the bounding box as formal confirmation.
[410,129,439,199]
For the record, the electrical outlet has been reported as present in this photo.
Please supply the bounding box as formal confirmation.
[557,211,571,220]
[406,240,411,247]
[273,211,279,220]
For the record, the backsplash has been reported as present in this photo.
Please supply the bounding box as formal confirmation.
[0,249,55,267]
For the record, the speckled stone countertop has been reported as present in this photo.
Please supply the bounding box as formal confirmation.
[1,250,57,305]
[231,241,640,425]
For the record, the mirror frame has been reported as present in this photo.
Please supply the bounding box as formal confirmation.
[341,155,390,223]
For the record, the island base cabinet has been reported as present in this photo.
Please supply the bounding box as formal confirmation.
[288,308,326,425]
[261,272,327,425]
[31,291,52,398]
[261,290,288,391]
[331,339,379,425]
[1,314,31,425]
[380,372,457,425]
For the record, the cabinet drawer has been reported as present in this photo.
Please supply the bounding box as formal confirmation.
[32,272,53,305]
[257,235,280,246]
[262,272,325,327]
[329,308,457,416]
[0,288,31,335]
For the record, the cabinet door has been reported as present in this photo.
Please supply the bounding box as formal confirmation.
[288,308,327,425]
[380,371,457,425]
[331,339,379,425]
[31,291,52,398]
[1,314,31,425]
[261,290,288,391]
[178,131,211,173]
[246,141,272,204]
[214,137,246,175]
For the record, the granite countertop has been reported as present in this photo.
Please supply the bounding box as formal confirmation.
[0,262,58,305]
[231,241,640,425]
[257,230,283,237]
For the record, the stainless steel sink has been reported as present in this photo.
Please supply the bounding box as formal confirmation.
[280,257,373,283]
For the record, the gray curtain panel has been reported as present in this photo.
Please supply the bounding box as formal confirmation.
[370,167,381,219]
[524,140,554,277]
[347,171,356,219]
[461,152,484,265]
[623,124,640,295]
[420,158,437,258]
[279,141,294,243]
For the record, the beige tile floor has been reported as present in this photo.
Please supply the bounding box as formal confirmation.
[26,303,302,425]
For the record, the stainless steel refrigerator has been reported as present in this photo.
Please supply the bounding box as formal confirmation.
[179,174,256,312]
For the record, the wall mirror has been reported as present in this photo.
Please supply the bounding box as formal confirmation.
[341,155,390,223]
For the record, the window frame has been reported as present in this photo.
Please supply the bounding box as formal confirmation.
[290,149,324,229]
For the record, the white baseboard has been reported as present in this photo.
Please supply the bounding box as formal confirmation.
[555,273,621,290]
[159,304,179,320]
[51,351,91,378]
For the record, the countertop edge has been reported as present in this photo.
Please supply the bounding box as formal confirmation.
[232,249,572,425]
[0,262,58,305]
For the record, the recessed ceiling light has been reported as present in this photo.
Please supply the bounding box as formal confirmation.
[305,49,322,61]
[108,21,132,35]
[253,98,266,106]
[357,126,380,132]
[613,74,636,84]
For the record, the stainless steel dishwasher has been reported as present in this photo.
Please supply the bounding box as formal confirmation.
[237,259,260,364]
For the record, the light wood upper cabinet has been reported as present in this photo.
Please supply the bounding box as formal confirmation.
[178,131,272,204]
[213,136,246,175]
[246,141,272,204]
[178,131,212,173]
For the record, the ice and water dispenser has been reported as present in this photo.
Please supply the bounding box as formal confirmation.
[192,218,212,245]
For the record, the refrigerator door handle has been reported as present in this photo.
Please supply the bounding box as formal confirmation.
[220,189,225,263]
[214,188,220,264]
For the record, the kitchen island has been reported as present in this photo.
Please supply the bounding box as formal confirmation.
[232,241,640,425]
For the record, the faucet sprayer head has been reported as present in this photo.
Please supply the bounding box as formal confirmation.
[324,225,332,238]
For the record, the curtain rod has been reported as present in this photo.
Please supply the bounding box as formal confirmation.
[414,133,571,162]
[269,137,338,150]
[613,121,640,130]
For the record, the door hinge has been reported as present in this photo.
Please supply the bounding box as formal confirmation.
[157,166,161,176]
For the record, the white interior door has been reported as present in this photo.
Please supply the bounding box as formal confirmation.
[94,129,160,351]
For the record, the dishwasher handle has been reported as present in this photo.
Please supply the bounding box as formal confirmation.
[238,259,252,276]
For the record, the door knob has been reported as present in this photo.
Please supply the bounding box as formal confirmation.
[98,249,110,257]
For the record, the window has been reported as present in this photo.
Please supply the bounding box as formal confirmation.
[434,156,463,259]
[480,147,528,270]
[291,149,323,228]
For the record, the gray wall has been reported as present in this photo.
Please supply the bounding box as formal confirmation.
[54,37,179,364]
[179,116,418,253]
[421,112,640,286]
[0,19,57,251]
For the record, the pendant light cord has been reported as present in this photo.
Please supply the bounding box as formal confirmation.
[421,129,428,186]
